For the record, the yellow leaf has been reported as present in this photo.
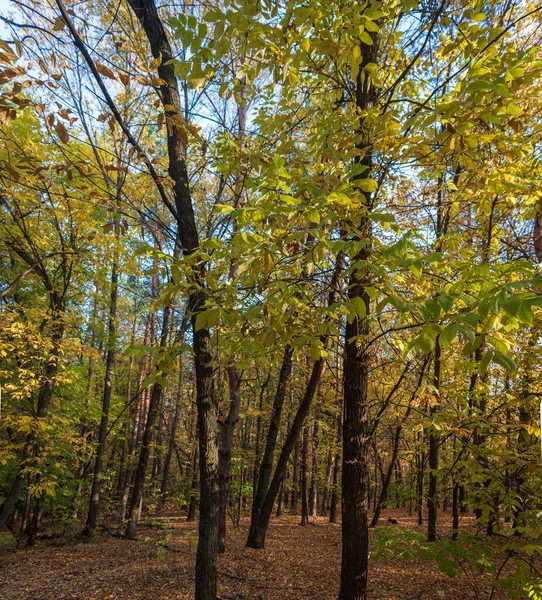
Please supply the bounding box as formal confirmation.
[53,17,65,31]
[150,54,162,70]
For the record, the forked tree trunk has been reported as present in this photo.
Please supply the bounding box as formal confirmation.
[371,361,427,528]
[245,255,343,548]
[248,346,293,540]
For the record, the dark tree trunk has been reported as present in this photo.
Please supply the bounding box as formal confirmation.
[218,366,241,553]
[85,254,118,533]
[290,439,300,512]
[340,272,371,600]
[246,358,325,547]
[119,2,219,597]
[187,448,199,522]
[371,361,426,528]
[160,346,186,507]
[338,26,378,595]
[126,306,171,537]
[248,346,293,540]
[245,255,343,548]
[309,416,319,518]
[300,427,310,525]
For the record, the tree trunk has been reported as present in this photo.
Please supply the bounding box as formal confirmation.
[248,346,293,540]
[339,26,378,597]
[309,416,319,518]
[245,358,325,547]
[187,448,199,522]
[160,347,185,507]
[371,361,426,528]
[85,253,118,533]
[126,305,171,537]
[300,427,310,525]
[290,439,300,512]
[120,2,219,597]
[218,366,241,553]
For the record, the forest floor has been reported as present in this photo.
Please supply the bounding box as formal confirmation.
[0,508,514,600]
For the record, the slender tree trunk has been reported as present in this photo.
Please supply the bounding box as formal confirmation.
[187,448,199,522]
[247,346,293,540]
[246,358,325,547]
[245,255,343,548]
[309,415,319,518]
[300,427,310,525]
[290,439,300,512]
[117,3,219,596]
[160,347,185,507]
[126,305,171,537]
[85,253,118,533]
[218,366,241,553]
[372,362,426,527]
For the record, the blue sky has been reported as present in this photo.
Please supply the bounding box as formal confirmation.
[0,0,15,35]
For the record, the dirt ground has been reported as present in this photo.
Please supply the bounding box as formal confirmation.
[0,508,509,599]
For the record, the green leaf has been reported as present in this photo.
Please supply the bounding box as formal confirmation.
[462,335,484,355]
[517,301,533,325]
[425,299,441,320]
[479,350,493,376]
[360,31,373,45]
[410,259,423,277]
[346,295,367,323]
[306,207,321,224]
[492,351,517,372]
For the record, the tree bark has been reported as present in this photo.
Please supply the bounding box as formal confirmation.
[120,3,219,597]
[339,27,378,599]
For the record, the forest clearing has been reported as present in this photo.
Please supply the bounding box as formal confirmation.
[1,0,542,599]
